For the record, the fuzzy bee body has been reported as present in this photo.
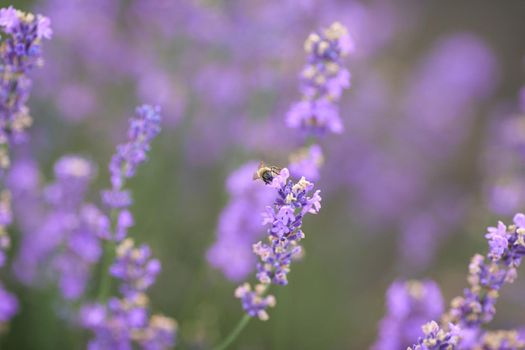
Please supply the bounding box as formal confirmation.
[253,162,281,185]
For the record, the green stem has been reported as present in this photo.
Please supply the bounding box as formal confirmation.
[212,314,252,350]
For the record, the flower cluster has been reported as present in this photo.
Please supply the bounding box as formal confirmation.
[235,168,321,320]
[82,239,176,350]
[102,104,161,213]
[444,214,525,329]
[286,22,353,136]
[407,321,460,350]
[207,161,275,281]
[372,280,444,350]
[0,6,52,165]
[81,298,176,350]
[110,238,161,298]
[395,214,525,348]
[234,283,276,321]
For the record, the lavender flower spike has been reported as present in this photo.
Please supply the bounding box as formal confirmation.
[286,22,353,136]
[0,6,51,328]
[83,239,176,349]
[444,214,525,330]
[236,168,321,320]
[100,104,161,259]
[95,105,162,303]
[102,104,161,213]
[84,106,174,347]
[0,6,52,167]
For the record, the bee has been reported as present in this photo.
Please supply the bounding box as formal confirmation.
[253,161,281,185]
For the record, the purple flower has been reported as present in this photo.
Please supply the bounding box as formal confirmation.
[286,22,352,136]
[372,280,444,350]
[103,105,161,212]
[234,283,276,321]
[301,22,353,101]
[46,155,95,210]
[139,315,178,350]
[81,104,174,348]
[407,321,460,350]
[81,297,177,350]
[0,9,51,311]
[236,168,321,319]
[485,221,509,261]
[83,239,176,349]
[0,7,52,162]
[37,15,53,39]
[0,7,19,33]
[443,214,525,334]
[110,239,161,298]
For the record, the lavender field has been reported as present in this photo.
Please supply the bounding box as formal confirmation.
[1,0,525,349]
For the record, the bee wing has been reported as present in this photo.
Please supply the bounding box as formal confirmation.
[270,166,282,175]
[253,171,260,180]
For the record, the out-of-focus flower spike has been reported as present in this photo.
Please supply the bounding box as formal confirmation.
[286,22,353,136]
[102,105,161,239]
[0,8,51,326]
[0,6,52,163]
